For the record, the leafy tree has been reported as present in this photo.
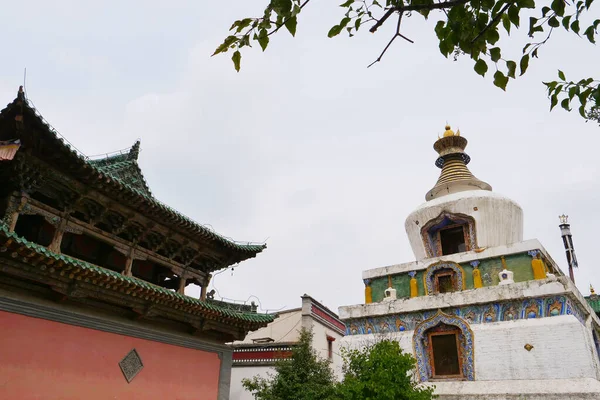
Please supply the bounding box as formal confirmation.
[241,328,337,400]
[215,0,599,122]
[335,339,435,400]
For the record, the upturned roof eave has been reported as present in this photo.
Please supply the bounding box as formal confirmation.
[0,95,266,260]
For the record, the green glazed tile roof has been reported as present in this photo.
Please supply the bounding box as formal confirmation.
[0,224,275,325]
[1,95,266,260]
[88,141,152,196]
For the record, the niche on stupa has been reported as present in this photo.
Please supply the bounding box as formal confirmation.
[420,211,477,258]
[413,311,475,382]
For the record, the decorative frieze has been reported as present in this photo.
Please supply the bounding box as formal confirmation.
[344,295,585,336]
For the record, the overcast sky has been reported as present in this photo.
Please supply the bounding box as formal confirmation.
[2,1,599,315]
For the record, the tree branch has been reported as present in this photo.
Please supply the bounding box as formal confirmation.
[471,2,513,44]
[370,0,471,33]
[368,12,414,68]
[268,0,311,37]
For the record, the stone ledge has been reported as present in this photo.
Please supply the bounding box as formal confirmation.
[429,377,600,398]
[339,278,572,320]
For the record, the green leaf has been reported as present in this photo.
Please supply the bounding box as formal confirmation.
[487,29,500,44]
[502,14,511,34]
[568,85,579,100]
[258,29,269,51]
[584,26,596,43]
[328,25,343,38]
[232,50,241,72]
[508,5,520,27]
[355,18,361,30]
[571,20,580,34]
[561,98,571,111]
[558,70,566,80]
[340,0,354,7]
[493,71,509,90]
[435,20,446,38]
[490,47,501,62]
[284,16,298,36]
[551,0,566,16]
[506,60,517,78]
[562,15,572,30]
[272,0,293,16]
[548,16,559,28]
[212,35,238,56]
[541,6,551,16]
[474,59,488,76]
[517,0,535,8]
[339,17,351,28]
[550,93,558,110]
[520,54,530,76]
[579,105,587,118]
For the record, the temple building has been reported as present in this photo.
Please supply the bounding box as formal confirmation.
[339,126,600,399]
[0,88,274,399]
[229,294,345,400]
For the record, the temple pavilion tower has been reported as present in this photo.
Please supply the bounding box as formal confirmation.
[339,126,600,399]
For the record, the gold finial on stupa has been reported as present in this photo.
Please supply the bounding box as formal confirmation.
[443,125,455,137]
[591,284,596,295]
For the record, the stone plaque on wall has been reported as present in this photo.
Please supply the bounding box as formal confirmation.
[119,348,144,383]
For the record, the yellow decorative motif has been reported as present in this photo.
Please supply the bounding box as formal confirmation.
[531,254,546,280]
[365,284,373,304]
[591,284,596,295]
[443,125,456,137]
[473,268,483,288]
[410,277,418,298]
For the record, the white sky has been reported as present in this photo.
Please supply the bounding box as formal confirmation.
[2,1,599,314]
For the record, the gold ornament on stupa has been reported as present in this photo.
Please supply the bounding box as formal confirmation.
[425,125,492,201]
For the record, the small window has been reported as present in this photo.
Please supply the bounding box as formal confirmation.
[429,331,462,378]
[326,336,335,361]
[439,225,467,255]
[434,269,456,294]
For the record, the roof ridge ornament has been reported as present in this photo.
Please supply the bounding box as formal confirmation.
[128,140,141,161]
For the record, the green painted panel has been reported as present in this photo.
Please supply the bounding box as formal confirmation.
[367,252,536,303]
[370,276,388,303]
[477,253,533,287]
[460,264,475,289]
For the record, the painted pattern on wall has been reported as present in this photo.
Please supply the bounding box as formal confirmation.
[367,252,538,303]
[345,295,585,335]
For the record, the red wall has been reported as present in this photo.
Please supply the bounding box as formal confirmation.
[0,310,222,400]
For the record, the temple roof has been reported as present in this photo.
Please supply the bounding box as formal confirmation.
[0,222,274,328]
[0,91,266,266]
[88,141,152,197]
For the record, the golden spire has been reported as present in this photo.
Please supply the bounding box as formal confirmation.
[443,125,455,137]
[425,125,492,201]
[591,284,596,295]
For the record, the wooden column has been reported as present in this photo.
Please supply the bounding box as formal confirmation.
[48,218,68,253]
[6,194,28,232]
[177,274,187,294]
[123,246,135,277]
[200,274,211,300]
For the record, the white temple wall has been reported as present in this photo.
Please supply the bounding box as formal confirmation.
[230,366,274,400]
[234,309,302,345]
[305,316,344,379]
[473,316,596,380]
[340,315,598,381]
